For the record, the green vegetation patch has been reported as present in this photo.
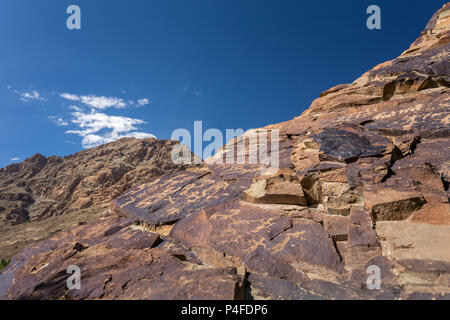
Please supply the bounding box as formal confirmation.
[0,259,11,271]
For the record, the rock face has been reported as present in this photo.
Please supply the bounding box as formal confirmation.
[0,4,449,300]
[0,138,194,259]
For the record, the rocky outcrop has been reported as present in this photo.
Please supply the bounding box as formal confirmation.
[0,4,449,300]
[0,138,195,259]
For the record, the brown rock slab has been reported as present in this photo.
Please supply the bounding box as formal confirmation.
[324,215,349,240]
[376,221,450,297]
[243,173,307,205]
[348,205,379,248]
[0,217,244,300]
[364,185,426,221]
[111,168,251,226]
[248,274,322,300]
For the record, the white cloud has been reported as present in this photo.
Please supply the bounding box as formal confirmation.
[69,105,82,112]
[136,98,150,107]
[8,87,47,102]
[60,92,151,109]
[10,157,20,162]
[183,86,203,96]
[60,93,127,110]
[49,116,69,127]
[66,109,155,149]
[80,95,127,109]
[57,91,154,148]
[60,93,80,101]
[21,90,46,102]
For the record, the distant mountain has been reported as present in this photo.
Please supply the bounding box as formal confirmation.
[0,138,195,259]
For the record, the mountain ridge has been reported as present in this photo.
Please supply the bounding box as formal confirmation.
[0,137,195,259]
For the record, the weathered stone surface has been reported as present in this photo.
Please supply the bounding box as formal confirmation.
[324,214,349,240]
[0,217,244,300]
[111,167,252,226]
[243,173,307,205]
[389,140,450,224]
[364,185,427,221]
[1,4,449,300]
[248,274,322,300]
[299,172,323,205]
[172,201,343,282]
[376,221,450,297]
[325,190,361,216]
[311,127,392,164]
[346,255,402,300]
[348,205,379,247]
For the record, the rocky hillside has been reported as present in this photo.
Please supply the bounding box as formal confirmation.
[0,138,194,259]
[0,4,449,300]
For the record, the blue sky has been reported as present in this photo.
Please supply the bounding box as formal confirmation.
[0,0,445,167]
